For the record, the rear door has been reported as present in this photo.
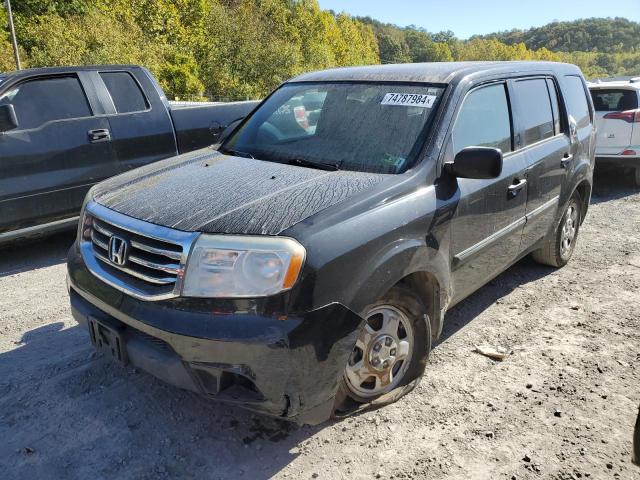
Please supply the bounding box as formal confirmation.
[590,87,639,154]
[449,82,529,302]
[96,70,178,173]
[512,77,569,249]
[0,74,115,234]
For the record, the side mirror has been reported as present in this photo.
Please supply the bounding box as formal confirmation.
[0,104,18,133]
[444,147,503,179]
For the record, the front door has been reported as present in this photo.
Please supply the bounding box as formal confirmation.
[0,75,115,234]
[448,82,528,303]
[95,70,178,173]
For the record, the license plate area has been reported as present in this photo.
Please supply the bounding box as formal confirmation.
[88,316,128,366]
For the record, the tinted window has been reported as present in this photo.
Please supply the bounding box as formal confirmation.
[563,76,591,128]
[590,89,639,112]
[224,83,445,174]
[452,84,512,154]
[100,72,148,114]
[546,79,562,135]
[513,79,555,146]
[0,76,91,130]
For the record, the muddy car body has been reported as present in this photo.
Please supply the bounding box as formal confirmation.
[67,61,595,424]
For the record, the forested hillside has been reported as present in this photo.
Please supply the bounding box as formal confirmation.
[359,16,640,81]
[1,2,639,100]
[475,17,640,53]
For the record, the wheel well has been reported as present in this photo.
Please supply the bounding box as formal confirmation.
[396,271,441,341]
[575,180,591,224]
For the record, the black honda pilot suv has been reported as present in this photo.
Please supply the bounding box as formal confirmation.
[67,61,596,425]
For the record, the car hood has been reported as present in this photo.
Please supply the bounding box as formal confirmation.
[91,148,388,235]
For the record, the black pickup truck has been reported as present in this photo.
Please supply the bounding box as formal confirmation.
[0,65,258,244]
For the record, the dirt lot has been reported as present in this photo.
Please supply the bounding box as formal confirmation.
[1,170,639,480]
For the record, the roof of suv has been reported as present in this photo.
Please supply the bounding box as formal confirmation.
[291,61,582,85]
[588,78,640,90]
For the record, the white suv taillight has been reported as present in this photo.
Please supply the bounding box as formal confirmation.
[603,109,640,123]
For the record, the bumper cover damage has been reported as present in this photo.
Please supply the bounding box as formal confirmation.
[68,246,363,425]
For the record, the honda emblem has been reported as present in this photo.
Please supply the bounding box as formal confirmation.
[108,235,128,266]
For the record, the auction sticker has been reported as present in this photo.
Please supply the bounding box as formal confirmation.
[381,93,437,108]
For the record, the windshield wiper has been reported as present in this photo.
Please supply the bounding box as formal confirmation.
[287,158,340,171]
[221,147,254,159]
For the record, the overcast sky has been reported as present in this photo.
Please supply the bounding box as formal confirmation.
[317,0,640,38]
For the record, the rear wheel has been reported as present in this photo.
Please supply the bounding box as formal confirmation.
[335,286,430,412]
[634,167,640,187]
[532,192,582,268]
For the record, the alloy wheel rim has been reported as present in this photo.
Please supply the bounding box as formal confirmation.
[344,305,414,399]
[560,204,578,259]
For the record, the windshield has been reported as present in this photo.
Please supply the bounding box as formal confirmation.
[222,82,445,174]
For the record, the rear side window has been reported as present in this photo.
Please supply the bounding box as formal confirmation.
[100,72,148,114]
[563,76,591,128]
[546,79,561,134]
[0,76,91,130]
[513,78,555,146]
[452,83,512,154]
[590,89,639,112]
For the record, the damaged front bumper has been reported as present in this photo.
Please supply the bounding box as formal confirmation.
[67,245,363,425]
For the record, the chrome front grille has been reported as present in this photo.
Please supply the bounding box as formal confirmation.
[80,201,199,301]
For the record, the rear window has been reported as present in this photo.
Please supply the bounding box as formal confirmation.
[223,82,445,174]
[590,89,639,112]
[100,72,148,114]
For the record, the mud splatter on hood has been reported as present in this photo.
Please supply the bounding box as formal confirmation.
[91,148,387,235]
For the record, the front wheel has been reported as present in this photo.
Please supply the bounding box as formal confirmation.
[334,286,430,414]
[532,192,582,268]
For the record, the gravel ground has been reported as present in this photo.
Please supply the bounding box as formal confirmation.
[1,170,639,480]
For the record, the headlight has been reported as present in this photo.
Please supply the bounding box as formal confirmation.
[182,235,306,298]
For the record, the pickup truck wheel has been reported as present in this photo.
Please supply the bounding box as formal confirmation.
[532,192,582,268]
[335,286,430,411]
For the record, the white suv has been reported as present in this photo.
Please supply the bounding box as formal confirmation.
[588,78,640,186]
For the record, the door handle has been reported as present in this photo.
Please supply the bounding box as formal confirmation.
[507,178,527,196]
[88,128,111,143]
[561,153,574,169]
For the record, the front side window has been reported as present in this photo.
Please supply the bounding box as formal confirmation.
[0,76,91,130]
[513,78,555,146]
[222,82,445,174]
[452,83,512,155]
[100,72,148,114]
[590,89,639,112]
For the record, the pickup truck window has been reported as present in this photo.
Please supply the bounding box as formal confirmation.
[100,72,148,114]
[452,83,512,155]
[513,78,555,146]
[0,76,91,130]
[223,82,445,174]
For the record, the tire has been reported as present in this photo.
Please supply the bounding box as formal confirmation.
[532,191,582,268]
[634,167,640,188]
[334,285,431,415]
